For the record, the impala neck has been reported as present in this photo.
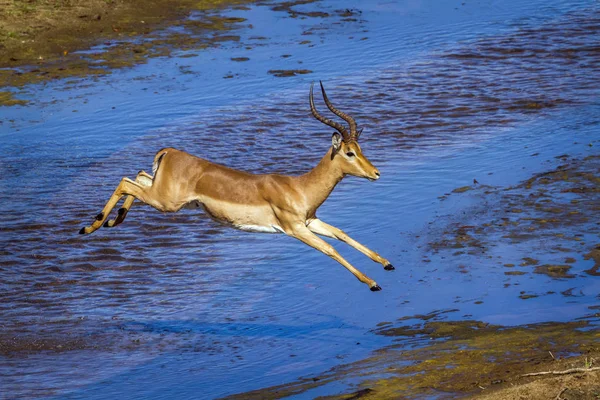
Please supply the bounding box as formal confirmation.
[300,147,345,213]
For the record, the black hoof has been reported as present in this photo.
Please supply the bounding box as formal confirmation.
[79,227,86,234]
[384,264,395,271]
[370,284,382,292]
[95,212,104,221]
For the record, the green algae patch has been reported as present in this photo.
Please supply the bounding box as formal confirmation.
[583,244,600,276]
[452,185,473,193]
[519,293,539,300]
[534,264,575,279]
[504,270,527,276]
[223,319,600,400]
[267,69,313,77]
[0,91,28,106]
[520,257,539,266]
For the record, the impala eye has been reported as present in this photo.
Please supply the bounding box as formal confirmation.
[346,152,355,157]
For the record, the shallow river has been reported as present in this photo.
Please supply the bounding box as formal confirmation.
[1,0,599,398]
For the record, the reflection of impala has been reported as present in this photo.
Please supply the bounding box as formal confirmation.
[81,82,393,291]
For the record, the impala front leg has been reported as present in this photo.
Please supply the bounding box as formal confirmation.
[308,219,394,270]
[288,225,381,291]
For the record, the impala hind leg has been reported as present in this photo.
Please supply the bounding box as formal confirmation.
[104,171,153,228]
[308,219,394,270]
[79,177,150,235]
[288,225,381,291]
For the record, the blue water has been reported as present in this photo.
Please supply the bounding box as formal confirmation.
[1,0,599,398]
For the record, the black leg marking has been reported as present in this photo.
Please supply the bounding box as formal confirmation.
[118,207,127,216]
[95,212,104,221]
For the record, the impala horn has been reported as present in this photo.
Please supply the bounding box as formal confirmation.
[309,82,350,142]
[319,81,361,141]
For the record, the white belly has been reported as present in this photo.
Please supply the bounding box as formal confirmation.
[233,224,284,233]
[193,197,284,234]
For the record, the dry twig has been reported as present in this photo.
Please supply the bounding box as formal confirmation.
[521,366,600,377]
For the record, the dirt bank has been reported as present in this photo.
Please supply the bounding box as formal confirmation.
[223,318,600,400]
[0,0,258,105]
[0,0,351,106]
[0,0,256,68]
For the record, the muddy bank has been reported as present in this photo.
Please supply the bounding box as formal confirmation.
[0,0,255,104]
[0,0,366,107]
[0,0,254,69]
[0,0,332,106]
[224,153,600,399]
[223,317,600,400]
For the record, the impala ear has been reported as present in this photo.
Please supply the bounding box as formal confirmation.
[332,133,342,150]
[356,127,364,139]
[331,133,342,159]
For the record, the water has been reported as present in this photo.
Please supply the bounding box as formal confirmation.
[1,0,599,398]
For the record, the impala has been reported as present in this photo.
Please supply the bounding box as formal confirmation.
[80,82,393,291]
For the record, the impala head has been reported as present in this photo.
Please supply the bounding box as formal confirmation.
[309,81,380,181]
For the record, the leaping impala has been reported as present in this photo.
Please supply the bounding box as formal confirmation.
[80,82,394,291]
